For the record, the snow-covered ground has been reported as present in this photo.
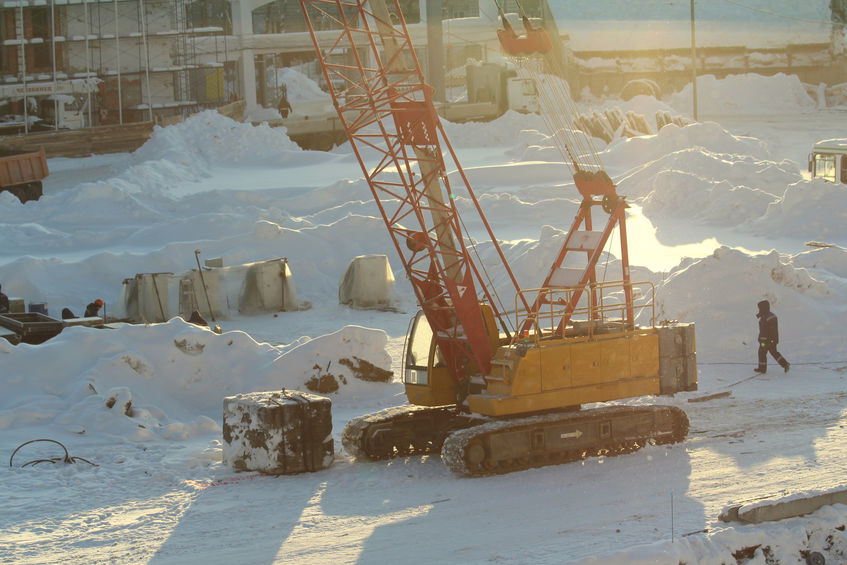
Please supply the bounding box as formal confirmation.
[3,64,847,564]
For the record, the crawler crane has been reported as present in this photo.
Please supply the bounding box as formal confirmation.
[298,0,697,476]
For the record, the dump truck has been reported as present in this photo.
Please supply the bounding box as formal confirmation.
[0,147,48,203]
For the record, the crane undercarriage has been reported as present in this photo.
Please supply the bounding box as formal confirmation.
[343,403,689,476]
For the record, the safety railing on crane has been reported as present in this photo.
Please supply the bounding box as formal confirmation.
[513,280,656,346]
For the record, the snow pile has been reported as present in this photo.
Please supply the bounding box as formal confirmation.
[0,319,393,440]
[655,245,846,362]
[754,177,847,239]
[604,120,771,177]
[669,73,817,115]
[131,111,302,184]
[441,109,547,149]
[276,67,330,102]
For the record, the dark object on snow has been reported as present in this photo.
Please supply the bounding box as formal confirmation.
[61,307,76,320]
[28,302,47,315]
[278,84,292,118]
[0,284,8,314]
[84,298,104,318]
[755,300,789,373]
[187,310,208,326]
[0,312,63,344]
[9,438,97,467]
[806,551,825,565]
[222,390,334,475]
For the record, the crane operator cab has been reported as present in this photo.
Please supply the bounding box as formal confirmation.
[809,139,847,184]
[403,307,501,408]
[403,311,455,407]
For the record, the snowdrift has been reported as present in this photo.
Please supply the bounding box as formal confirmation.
[0,320,393,440]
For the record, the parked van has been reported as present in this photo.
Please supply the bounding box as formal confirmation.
[809,138,847,184]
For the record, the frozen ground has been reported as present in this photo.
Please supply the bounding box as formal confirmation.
[2,68,847,564]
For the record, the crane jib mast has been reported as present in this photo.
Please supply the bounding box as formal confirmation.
[299,0,530,383]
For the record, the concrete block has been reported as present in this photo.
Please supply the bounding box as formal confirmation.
[222,390,334,474]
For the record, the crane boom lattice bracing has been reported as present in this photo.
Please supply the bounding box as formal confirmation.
[299,0,527,384]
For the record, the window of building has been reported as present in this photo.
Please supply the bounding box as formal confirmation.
[29,7,52,70]
[188,0,232,34]
[444,0,479,19]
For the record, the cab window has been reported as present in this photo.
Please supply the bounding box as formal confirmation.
[404,312,431,385]
[815,154,836,183]
[404,312,446,385]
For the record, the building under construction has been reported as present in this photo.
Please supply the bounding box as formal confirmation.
[0,0,230,133]
[0,0,518,135]
[1,0,844,139]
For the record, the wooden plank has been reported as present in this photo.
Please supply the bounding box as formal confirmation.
[687,391,732,403]
[0,123,155,158]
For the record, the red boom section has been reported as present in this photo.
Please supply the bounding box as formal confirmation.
[299,0,528,382]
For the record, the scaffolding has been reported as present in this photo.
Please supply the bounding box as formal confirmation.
[0,0,229,133]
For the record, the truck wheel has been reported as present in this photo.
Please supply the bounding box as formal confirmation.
[26,181,43,202]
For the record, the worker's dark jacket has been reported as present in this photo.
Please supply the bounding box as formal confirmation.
[0,292,8,313]
[84,303,100,317]
[757,303,779,344]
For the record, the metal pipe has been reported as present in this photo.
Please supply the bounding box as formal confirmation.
[690,0,698,121]
[194,250,216,321]
[140,0,153,121]
[151,273,166,322]
[280,257,287,312]
[114,0,122,124]
[19,3,28,134]
[84,0,92,127]
[51,0,58,130]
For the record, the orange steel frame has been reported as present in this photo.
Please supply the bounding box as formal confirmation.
[299,0,528,383]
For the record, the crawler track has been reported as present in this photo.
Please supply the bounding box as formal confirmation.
[442,405,689,476]
[343,404,689,476]
[342,405,481,460]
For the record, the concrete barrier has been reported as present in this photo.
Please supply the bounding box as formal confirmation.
[720,487,847,524]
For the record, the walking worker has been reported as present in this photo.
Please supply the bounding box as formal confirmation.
[755,299,789,373]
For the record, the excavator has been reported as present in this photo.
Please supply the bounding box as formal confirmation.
[298,0,696,476]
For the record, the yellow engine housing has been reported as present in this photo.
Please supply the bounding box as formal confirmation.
[469,330,661,416]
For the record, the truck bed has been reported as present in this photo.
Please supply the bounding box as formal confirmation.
[0,312,63,344]
[0,147,48,203]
